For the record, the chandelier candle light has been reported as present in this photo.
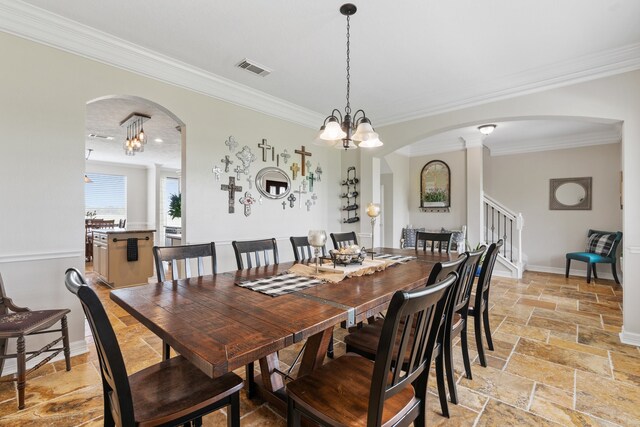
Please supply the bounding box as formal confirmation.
[120,113,150,156]
[367,203,381,259]
[308,230,328,274]
[314,4,383,150]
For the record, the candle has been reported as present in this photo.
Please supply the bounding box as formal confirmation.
[367,203,381,218]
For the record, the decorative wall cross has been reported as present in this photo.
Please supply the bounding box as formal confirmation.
[238,192,256,217]
[307,172,316,192]
[258,139,275,162]
[287,193,296,208]
[305,199,313,212]
[306,160,312,174]
[221,155,233,173]
[246,175,253,189]
[280,149,291,164]
[221,177,242,213]
[234,165,244,180]
[294,185,307,208]
[225,136,238,152]
[311,193,318,205]
[290,162,300,180]
[235,146,256,173]
[295,145,312,176]
[212,165,222,181]
[302,179,308,192]
[282,201,287,210]
[315,165,323,181]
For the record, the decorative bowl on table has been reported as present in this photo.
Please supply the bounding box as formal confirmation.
[328,245,367,266]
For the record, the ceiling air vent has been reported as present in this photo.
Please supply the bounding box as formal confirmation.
[236,59,271,77]
[88,133,114,140]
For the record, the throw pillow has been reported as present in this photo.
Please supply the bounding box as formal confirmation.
[586,233,616,257]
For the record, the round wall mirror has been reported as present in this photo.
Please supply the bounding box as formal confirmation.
[255,167,291,199]
[555,182,586,206]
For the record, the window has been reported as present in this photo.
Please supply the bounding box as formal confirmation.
[85,173,127,221]
[163,177,181,227]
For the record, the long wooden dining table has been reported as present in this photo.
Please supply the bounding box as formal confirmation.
[110,247,452,407]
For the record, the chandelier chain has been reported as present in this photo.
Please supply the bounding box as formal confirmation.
[345,14,351,115]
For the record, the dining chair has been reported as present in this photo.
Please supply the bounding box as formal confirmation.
[232,238,279,270]
[441,246,485,406]
[415,231,453,253]
[343,255,467,418]
[329,231,358,249]
[64,268,243,427]
[286,273,456,427]
[153,242,217,359]
[0,273,71,409]
[289,236,326,262]
[565,229,622,284]
[469,240,503,367]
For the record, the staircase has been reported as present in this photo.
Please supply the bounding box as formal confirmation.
[483,194,525,279]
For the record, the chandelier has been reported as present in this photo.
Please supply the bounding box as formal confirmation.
[315,3,383,150]
[120,113,149,156]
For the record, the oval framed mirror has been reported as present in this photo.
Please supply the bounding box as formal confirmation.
[549,177,592,210]
[420,160,450,208]
[255,167,291,199]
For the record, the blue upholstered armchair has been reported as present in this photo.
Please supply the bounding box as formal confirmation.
[565,229,622,284]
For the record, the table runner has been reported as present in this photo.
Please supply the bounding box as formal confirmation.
[236,273,324,297]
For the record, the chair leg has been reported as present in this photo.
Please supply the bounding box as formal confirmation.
[287,396,301,427]
[460,323,472,379]
[592,264,598,279]
[17,336,26,410]
[227,391,240,427]
[413,370,428,427]
[586,263,592,284]
[163,341,171,360]
[483,308,494,351]
[612,263,621,285]
[0,338,6,381]
[246,362,255,398]
[61,315,71,371]
[565,259,571,278]
[435,353,449,418]
[443,333,458,404]
[474,314,486,368]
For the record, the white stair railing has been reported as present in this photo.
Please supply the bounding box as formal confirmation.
[483,194,524,273]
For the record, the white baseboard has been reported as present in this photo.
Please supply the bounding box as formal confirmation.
[1,339,88,377]
[526,264,618,282]
[620,328,640,347]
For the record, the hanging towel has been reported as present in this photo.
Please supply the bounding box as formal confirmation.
[127,238,138,262]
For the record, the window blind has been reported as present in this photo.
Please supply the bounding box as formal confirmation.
[85,173,127,221]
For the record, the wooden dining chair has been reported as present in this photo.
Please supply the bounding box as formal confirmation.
[64,268,243,427]
[329,231,357,249]
[441,246,485,406]
[289,236,326,262]
[153,242,217,359]
[232,238,279,270]
[0,273,71,409]
[469,240,503,367]
[415,231,453,253]
[286,273,456,427]
[344,255,467,418]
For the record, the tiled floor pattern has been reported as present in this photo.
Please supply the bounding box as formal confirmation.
[0,271,639,425]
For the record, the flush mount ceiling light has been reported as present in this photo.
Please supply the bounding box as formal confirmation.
[478,124,497,135]
[315,3,383,150]
[120,113,150,156]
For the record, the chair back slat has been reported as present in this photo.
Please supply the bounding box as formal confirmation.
[0,274,9,316]
[476,240,503,299]
[415,231,453,253]
[64,268,134,425]
[232,239,279,270]
[368,273,456,426]
[153,243,217,282]
[330,232,358,250]
[452,247,485,313]
[290,236,327,262]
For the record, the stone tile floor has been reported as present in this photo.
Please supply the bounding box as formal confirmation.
[0,270,639,426]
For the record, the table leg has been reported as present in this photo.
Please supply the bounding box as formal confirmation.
[298,327,333,377]
[259,353,284,393]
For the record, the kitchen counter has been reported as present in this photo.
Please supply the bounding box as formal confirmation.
[92,229,155,288]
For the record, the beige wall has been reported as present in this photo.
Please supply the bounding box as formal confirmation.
[487,143,622,274]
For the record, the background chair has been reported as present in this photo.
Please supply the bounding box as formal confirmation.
[416,231,453,253]
[0,273,71,409]
[289,236,326,262]
[64,268,242,427]
[566,229,622,284]
[286,274,455,427]
[232,238,279,270]
[330,231,357,249]
[153,242,217,359]
[469,240,503,368]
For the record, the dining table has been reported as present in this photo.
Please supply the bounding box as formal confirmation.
[110,247,453,408]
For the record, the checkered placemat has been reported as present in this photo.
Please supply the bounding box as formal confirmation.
[236,273,324,297]
[374,254,416,263]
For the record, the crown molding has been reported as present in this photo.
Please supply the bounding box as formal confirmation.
[406,137,466,157]
[0,0,324,129]
[378,42,640,127]
[488,130,621,157]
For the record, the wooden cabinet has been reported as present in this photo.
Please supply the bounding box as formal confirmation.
[92,229,155,288]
